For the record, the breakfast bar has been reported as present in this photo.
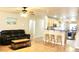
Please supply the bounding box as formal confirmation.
[44,30,66,46]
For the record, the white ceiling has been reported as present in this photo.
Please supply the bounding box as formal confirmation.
[0,7,78,16]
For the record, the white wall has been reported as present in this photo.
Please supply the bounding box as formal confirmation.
[74,19,79,48]
[28,15,45,38]
[0,11,29,34]
[0,11,46,38]
[35,19,44,38]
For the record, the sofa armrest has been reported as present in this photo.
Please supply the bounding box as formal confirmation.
[24,34,30,39]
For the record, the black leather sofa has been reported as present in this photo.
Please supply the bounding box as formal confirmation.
[0,30,30,45]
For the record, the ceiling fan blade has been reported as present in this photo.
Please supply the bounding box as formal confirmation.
[23,7,27,10]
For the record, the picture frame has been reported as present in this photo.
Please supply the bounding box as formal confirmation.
[5,17,17,24]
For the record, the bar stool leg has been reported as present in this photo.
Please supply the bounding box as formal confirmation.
[44,34,49,44]
[51,35,55,46]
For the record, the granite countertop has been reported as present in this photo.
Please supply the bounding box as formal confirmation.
[46,27,66,32]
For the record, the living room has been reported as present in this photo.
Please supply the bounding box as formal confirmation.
[0,7,79,52]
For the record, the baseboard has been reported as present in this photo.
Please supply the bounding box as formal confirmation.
[32,35,43,39]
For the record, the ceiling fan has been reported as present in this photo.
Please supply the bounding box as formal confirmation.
[21,7,27,13]
[20,7,28,17]
[20,7,35,17]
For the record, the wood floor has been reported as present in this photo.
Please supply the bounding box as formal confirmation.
[0,38,77,52]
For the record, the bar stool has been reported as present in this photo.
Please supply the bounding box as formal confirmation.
[45,34,50,43]
[56,35,62,46]
[51,34,55,45]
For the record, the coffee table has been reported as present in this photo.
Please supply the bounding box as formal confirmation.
[11,39,31,50]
